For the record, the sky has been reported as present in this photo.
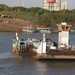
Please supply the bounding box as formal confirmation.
[0,0,75,10]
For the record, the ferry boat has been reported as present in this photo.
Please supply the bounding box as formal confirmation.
[12,32,75,59]
[12,33,57,58]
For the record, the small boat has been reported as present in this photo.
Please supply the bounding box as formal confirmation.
[37,27,51,33]
[70,26,75,33]
[39,29,51,33]
[22,28,36,32]
[71,30,75,33]
[51,30,59,33]
[22,26,37,33]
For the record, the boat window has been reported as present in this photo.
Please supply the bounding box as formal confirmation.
[20,42,25,45]
[62,27,65,31]
[66,27,69,30]
[46,40,51,43]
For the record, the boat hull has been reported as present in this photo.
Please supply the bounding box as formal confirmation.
[35,49,75,59]
[22,29,35,32]
[71,30,75,33]
[13,46,75,59]
[39,31,51,33]
[52,31,59,33]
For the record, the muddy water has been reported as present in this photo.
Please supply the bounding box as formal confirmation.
[0,32,75,75]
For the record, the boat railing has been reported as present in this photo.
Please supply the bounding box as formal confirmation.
[16,45,27,51]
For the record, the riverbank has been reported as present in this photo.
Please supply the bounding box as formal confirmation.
[0,18,32,32]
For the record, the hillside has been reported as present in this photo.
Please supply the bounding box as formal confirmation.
[0,4,75,31]
[0,18,32,32]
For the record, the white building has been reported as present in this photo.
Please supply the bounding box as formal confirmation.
[61,1,67,10]
[43,0,67,11]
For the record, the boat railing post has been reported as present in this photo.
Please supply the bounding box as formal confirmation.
[15,32,19,50]
[16,32,19,41]
[25,41,27,51]
[42,34,46,53]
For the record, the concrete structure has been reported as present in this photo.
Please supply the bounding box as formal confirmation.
[56,22,72,48]
[17,2,18,7]
[61,1,67,10]
[58,31,69,48]
[43,0,67,11]
[13,32,75,60]
[16,2,24,7]
[22,2,24,7]
[54,0,61,11]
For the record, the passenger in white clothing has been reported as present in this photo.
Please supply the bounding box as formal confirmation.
[61,43,65,47]
[60,43,65,50]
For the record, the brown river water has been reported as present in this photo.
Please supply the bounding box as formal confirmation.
[0,32,75,75]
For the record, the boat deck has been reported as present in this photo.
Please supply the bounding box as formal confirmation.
[46,49,75,55]
[36,49,75,59]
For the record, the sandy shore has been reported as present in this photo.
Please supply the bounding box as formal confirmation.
[0,18,32,32]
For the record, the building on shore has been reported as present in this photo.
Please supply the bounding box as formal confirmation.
[43,0,67,11]
[61,1,67,10]
[22,2,24,7]
[17,2,18,7]
[16,2,24,7]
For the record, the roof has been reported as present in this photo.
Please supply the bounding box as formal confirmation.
[41,38,52,42]
[56,22,72,27]
[46,38,52,42]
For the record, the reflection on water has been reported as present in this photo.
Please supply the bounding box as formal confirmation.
[0,32,75,75]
